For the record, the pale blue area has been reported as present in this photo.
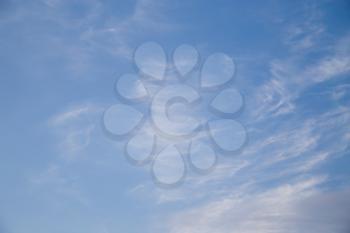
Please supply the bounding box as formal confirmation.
[0,0,350,233]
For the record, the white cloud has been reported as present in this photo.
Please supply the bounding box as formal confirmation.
[48,103,103,160]
[79,0,180,59]
[303,53,350,83]
[163,177,350,233]
[130,94,350,205]
[49,105,97,126]
[284,9,324,51]
[249,33,350,121]
[247,105,350,178]
[29,164,90,205]
[0,0,180,78]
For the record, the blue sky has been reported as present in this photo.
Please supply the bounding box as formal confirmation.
[1,0,350,232]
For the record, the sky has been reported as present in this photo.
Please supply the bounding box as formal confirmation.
[0,0,350,233]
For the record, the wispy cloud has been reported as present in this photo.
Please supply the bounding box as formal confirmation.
[29,164,90,206]
[48,103,103,160]
[163,177,350,233]
[249,32,350,121]
[0,0,180,78]
[79,0,181,59]
[283,2,325,52]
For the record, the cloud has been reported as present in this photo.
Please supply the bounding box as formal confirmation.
[246,105,350,180]
[141,88,350,204]
[163,177,350,233]
[48,103,103,160]
[283,2,325,52]
[0,0,180,78]
[79,0,180,59]
[49,105,97,126]
[29,164,90,206]
[303,53,350,83]
[249,32,350,121]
